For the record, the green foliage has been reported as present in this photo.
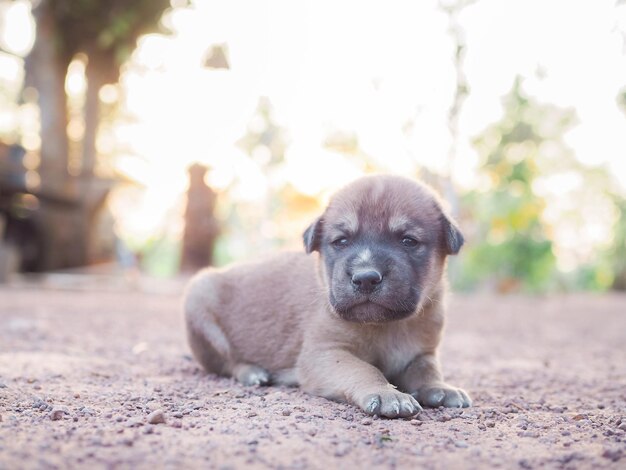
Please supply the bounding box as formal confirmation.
[49,0,178,81]
[457,78,560,293]
[606,195,626,290]
[137,235,180,278]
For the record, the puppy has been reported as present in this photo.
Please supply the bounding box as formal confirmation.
[184,175,470,418]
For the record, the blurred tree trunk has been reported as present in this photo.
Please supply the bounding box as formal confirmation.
[23,0,72,197]
[82,56,103,180]
[18,0,176,271]
[82,49,116,181]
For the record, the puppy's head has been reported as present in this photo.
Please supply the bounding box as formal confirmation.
[303,175,463,323]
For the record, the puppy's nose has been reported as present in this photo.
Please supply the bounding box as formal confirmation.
[351,269,383,292]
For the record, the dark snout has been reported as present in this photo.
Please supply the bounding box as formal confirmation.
[350,269,383,294]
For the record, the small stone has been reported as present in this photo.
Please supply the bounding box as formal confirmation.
[454,440,469,448]
[361,418,372,426]
[281,409,291,416]
[120,437,134,447]
[49,408,66,421]
[147,410,166,425]
[171,419,182,428]
[602,447,623,462]
[618,423,626,431]
[246,412,257,418]
[125,418,144,428]
[334,443,351,457]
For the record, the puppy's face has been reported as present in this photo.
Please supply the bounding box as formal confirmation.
[304,175,463,324]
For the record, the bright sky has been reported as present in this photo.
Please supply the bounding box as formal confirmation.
[115,0,626,186]
[1,0,626,266]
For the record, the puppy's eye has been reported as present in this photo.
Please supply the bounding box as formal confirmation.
[332,237,349,248]
[401,236,420,248]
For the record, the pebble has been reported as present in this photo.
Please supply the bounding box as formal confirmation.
[147,410,166,425]
[618,423,626,431]
[334,443,351,457]
[454,440,469,448]
[281,409,291,416]
[361,418,372,426]
[125,418,143,428]
[602,447,623,462]
[49,408,66,421]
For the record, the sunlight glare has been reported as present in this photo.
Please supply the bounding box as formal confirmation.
[0,0,35,56]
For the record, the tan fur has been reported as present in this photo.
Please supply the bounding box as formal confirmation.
[184,175,470,417]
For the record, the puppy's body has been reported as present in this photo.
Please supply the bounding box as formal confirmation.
[185,251,314,379]
[184,175,470,417]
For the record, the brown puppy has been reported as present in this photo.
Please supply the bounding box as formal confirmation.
[184,175,470,418]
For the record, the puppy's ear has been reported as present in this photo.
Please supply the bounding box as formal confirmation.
[441,214,464,255]
[303,217,323,254]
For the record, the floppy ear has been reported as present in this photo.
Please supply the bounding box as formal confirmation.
[303,217,323,254]
[441,214,464,255]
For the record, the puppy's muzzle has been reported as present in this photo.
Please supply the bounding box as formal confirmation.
[350,269,383,294]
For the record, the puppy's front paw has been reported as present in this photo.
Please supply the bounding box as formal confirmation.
[413,383,471,408]
[362,390,422,418]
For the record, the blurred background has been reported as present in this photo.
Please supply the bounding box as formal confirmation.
[0,0,625,293]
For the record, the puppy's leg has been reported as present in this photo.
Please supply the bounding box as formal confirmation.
[185,294,270,386]
[298,349,421,418]
[271,368,299,387]
[396,353,471,408]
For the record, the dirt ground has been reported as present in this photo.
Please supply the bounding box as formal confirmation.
[1,279,625,469]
